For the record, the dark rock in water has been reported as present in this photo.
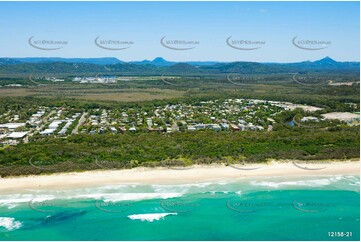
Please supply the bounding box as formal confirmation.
[41,211,87,226]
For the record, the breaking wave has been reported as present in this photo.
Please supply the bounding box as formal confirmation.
[127,213,177,222]
[0,217,22,231]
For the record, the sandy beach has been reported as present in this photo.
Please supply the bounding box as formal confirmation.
[0,161,359,193]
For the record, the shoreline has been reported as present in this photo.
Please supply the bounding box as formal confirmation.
[0,161,359,193]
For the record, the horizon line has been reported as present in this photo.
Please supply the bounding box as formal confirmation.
[2,56,360,64]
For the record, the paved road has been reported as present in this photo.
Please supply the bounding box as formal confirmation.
[24,110,56,143]
[72,112,87,134]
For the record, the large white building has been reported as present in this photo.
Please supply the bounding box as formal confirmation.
[7,131,28,139]
[0,123,26,131]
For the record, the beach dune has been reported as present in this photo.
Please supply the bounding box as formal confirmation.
[0,161,359,193]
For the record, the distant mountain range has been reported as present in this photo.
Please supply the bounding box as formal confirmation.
[0,57,221,66]
[272,56,359,70]
[129,57,221,67]
[0,56,359,76]
[0,57,123,65]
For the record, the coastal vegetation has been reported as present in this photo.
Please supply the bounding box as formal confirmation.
[0,79,359,177]
[0,63,359,177]
[0,125,359,177]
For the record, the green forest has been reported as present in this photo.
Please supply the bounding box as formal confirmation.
[0,72,359,177]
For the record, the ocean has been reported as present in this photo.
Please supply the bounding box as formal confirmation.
[0,175,359,241]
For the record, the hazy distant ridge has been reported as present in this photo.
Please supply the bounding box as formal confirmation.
[0,56,359,76]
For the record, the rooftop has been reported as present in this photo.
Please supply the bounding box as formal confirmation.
[7,131,28,139]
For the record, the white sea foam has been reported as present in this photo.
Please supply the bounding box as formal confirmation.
[3,203,18,209]
[127,213,177,222]
[340,175,360,186]
[0,217,22,231]
[249,176,355,188]
[250,179,331,188]
[348,181,360,186]
[72,192,183,202]
[152,183,212,192]
[203,190,242,195]
[0,191,182,208]
[0,194,55,209]
[151,182,229,194]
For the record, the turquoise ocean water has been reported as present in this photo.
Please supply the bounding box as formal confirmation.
[0,175,359,241]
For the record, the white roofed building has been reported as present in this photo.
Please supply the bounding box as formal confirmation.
[0,123,26,131]
[7,131,28,139]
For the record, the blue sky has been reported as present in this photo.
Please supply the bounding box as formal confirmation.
[0,1,359,62]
